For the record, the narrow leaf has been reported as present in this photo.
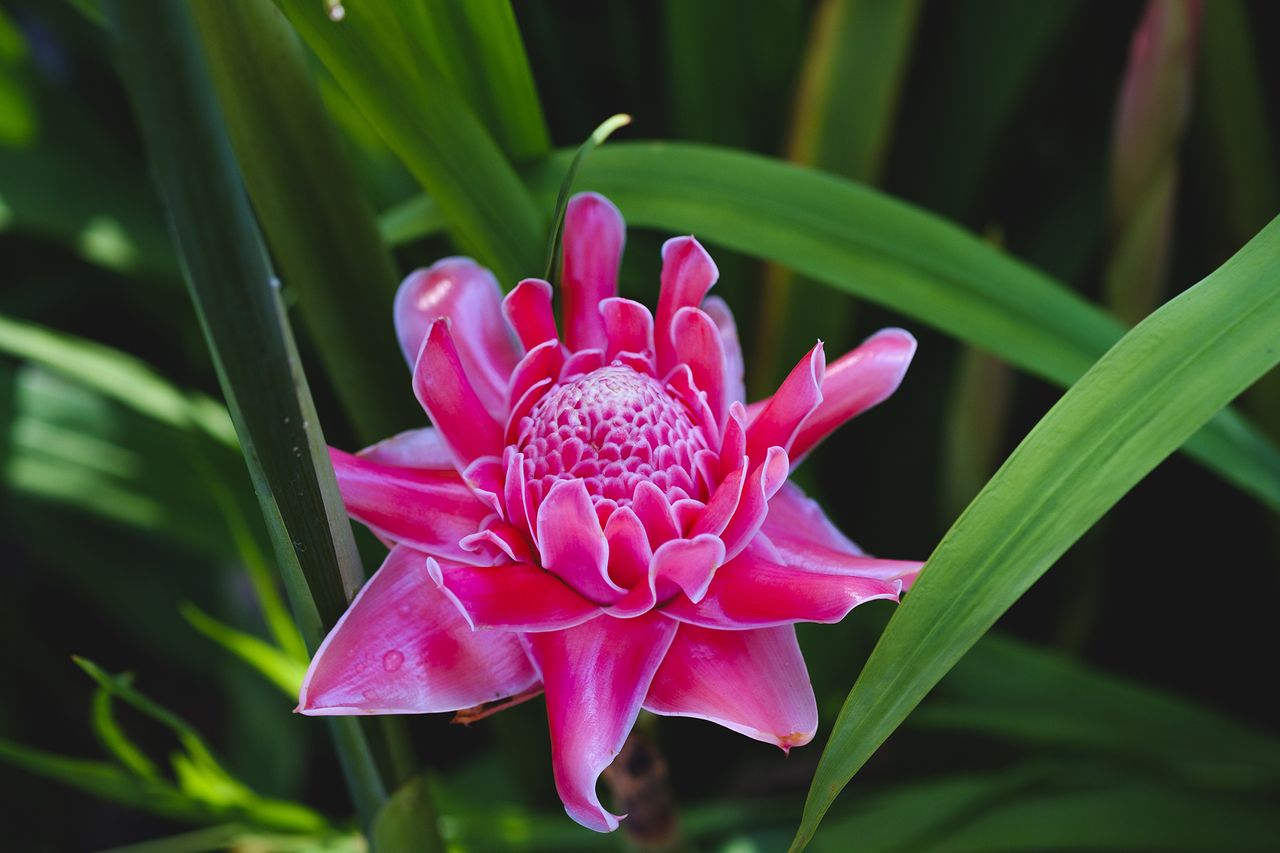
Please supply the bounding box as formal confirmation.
[542,113,631,280]
[182,604,307,698]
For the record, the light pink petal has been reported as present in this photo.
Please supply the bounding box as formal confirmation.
[429,557,601,632]
[671,306,729,429]
[787,328,916,463]
[702,296,746,404]
[359,428,453,470]
[503,278,559,350]
[413,320,504,468]
[651,534,725,603]
[298,546,537,715]
[662,540,902,629]
[644,624,816,750]
[718,447,789,561]
[655,236,719,375]
[395,258,519,415]
[526,613,678,832]
[745,343,825,466]
[562,193,625,352]
[599,297,655,364]
[329,448,492,564]
[537,479,623,604]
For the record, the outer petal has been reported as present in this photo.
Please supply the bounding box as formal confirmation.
[413,320,504,469]
[702,296,746,405]
[787,328,916,463]
[359,427,453,470]
[662,540,903,629]
[562,193,625,352]
[526,613,678,832]
[429,558,601,632]
[671,306,729,429]
[644,624,816,749]
[503,278,559,350]
[298,546,537,715]
[329,448,493,563]
[537,479,623,604]
[655,236,719,374]
[395,258,519,415]
[745,342,825,466]
[599,297,655,364]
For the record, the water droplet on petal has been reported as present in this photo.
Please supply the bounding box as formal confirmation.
[382,649,405,672]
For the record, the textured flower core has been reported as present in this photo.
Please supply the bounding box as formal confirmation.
[518,364,711,507]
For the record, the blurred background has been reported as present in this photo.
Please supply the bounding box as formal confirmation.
[2,0,1278,850]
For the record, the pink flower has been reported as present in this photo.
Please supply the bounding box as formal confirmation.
[297,193,922,832]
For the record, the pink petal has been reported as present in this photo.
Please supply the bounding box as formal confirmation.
[718,403,748,478]
[651,534,725,603]
[413,320,504,469]
[298,546,537,715]
[537,479,624,604]
[358,427,453,470]
[655,236,719,375]
[508,339,566,412]
[560,348,605,381]
[503,278,559,350]
[632,480,679,549]
[526,613,678,832]
[718,447,789,561]
[702,296,746,404]
[329,448,493,564]
[692,464,746,539]
[671,306,729,429]
[644,624,816,750]
[788,328,916,463]
[562,193,625,352]
[764,480,863,553]
[429,558,601,632]
[662,540,902,629]
[395,258,519,415]
[604,506,652,590]
[599,297,655,363]
[745,343,825,466]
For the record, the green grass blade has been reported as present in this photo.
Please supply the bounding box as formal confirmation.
[191,0,417,442]
[542,113,631,280]
[182,604,307,698]
[790,215,1280,849]
[273,0,543,285]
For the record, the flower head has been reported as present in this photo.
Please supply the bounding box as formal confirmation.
[298,193,922,832]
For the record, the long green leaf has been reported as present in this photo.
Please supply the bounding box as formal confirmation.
[273,0,543,285]
[384,142,1280,511]
[190,0,417,442]
[790,215,1280,848]
[103,0,409,829]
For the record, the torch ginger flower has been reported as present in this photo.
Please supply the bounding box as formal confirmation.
[298,193,922,832]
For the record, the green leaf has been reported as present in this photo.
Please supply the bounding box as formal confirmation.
[272,0,543,284]
[542,113,631,280]
[91,679,163,780]
[790,215,1280,849]
[182,603,308,698]
[371,774,444,853]
[383,142,1280,511]
[190,0,418,442]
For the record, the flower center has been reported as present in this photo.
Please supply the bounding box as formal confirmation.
[517,364,711,506]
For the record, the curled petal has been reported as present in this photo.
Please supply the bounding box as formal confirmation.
[662,540,902,629]
[644,624,816,750]
[358,427,453,470]
[537,479,623,604]
[632,480,679,549]
[746,342,825,465]
[604,506,652,590]
[599,297,655,364]
[718,447,789,561]
[413,321,504,468]
[429,558,601,632]
[655,236,719,374]
[504,278,559,350]
[509,339,566,412]
[788,328,916,463]
[671,306,729,430]
[563,193,625,352]
[702,296,746,404]
[651,534,725,604]
[298,546,537,715]
[395,259,519,415]
[526,613,678,832]
[329,448,492,563]
[561,348,605,381]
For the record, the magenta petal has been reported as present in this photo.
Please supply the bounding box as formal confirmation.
[671,306,729,429]
[359,427,453,470]
[655,236,719,375]
[701,296,746,404]
[508,339,566,412]
[788,328,917,463]
[537,479,624,604]
[562,193,625,352]
[526,613,678,832]
[764,481,864,554]
[504,278,560,350]
[599,297,656,363]
[662,540,902,629]
[718,447,789,561]
[395,258,519,415]
[430,558,601,632]
[644,624,816,749]
[651,534,725,603]
[298,546,537,715]
[632,480,679,548]
[604,506,653,591]
[746,342,826,465]
[329,448,493,563]
[413,320,504,468]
